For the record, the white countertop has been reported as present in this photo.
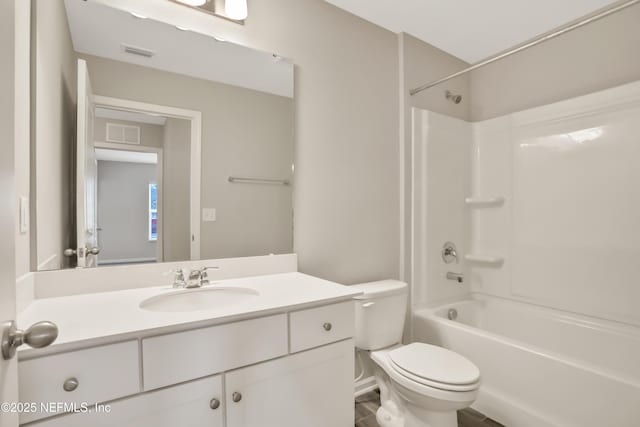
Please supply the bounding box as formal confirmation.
[18,272,361,358]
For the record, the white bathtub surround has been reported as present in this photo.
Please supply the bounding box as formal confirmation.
[471,80,640,326]
[413,295,640,426]
[411,110,472,310]
[411,80,640,426]
[352,280,480,427]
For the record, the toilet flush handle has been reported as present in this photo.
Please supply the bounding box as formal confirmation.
[362,301,375,308]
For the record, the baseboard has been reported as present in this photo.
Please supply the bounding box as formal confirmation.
[354,376,378,398]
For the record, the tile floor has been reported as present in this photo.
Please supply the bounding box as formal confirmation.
[355,390,504,427]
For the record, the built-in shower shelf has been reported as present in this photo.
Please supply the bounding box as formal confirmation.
[464,254,504,265]
[464,196,505,207]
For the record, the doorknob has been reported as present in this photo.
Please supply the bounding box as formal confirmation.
[1,321,59,360]
[63,248,77,257]
[64,247,100,257]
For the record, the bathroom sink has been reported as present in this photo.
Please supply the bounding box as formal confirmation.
[139,287,259,312]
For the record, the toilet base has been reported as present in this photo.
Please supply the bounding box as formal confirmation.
[371,348,478,427]
[375,392,458,427]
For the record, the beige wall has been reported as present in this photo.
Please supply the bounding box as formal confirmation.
[162,118,191,262]
[401,34,471,121]
[470,4,640,121]
[224,0,401,284]
[81,54,294,263]
[32,0,77,270]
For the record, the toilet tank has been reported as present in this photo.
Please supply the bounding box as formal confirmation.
[350,280,408,350]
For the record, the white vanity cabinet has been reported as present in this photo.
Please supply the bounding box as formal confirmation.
[20,301,356,427]
[225,339,354,427]
[30,375,224,427]
[19,341,140,424]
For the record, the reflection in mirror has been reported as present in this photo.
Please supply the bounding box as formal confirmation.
[32,0,294,271]
[93,108,191,266]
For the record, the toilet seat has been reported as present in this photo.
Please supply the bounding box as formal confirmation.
[388,343,480,392]
[371,347,480,405]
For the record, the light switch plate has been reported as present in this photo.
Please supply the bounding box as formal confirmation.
[19,196,29,234]
[202,208,216,222]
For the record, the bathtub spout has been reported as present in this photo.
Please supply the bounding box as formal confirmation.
[446,272,464,283]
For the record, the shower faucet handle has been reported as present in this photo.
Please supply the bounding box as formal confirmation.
[442,242,458,264]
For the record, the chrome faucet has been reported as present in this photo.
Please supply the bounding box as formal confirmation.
[171,268,186,288]
[169,266,220,289]
[446,272,464,284]
[185,267,220,288]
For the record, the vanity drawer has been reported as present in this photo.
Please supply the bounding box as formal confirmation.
[18,340,140,424]
[28,375,223,427]
[142,314,288,391]
[289,301,354,353]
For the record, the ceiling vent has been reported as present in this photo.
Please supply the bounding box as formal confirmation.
[121,43,155,58]
[106,123,141,145]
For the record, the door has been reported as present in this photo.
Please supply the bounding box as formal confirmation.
[29,375,223,427]
[76,59,98,267]
[0,0,21,425]
[225,340,354,427]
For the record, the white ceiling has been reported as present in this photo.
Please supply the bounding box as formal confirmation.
[324,0,619,63]
[64,0,294,97]
[95,149,158,164]
[95,107,167,126]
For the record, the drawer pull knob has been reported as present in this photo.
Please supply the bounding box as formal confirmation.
[209,398,220,410]
[63,377,79,392]
[323,322,332,331]
[232,392,242,403]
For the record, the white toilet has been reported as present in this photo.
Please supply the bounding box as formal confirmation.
[352,280,480,427]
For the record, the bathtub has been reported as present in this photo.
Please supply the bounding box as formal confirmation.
[412,294,640,427]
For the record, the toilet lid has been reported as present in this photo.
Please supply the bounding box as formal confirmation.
[389,343,480,386]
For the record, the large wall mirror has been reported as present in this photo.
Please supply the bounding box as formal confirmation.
[32,0,294,270]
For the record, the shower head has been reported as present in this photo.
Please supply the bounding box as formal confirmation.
[445,90,462,104]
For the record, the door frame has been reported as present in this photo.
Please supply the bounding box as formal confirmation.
[94,142,164,263]
[92,96,202,261]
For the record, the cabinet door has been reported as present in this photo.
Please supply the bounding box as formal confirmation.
[225,339,354,427]
[29,375,223,427]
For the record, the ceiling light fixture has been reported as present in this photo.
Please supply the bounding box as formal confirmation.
[176,0,207,6]
[225,0,248,20]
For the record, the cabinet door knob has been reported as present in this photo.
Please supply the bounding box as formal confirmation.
[209,398,220,410]
[232,392,242,402]
[323,322,332,331]
[63,377,79,392]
